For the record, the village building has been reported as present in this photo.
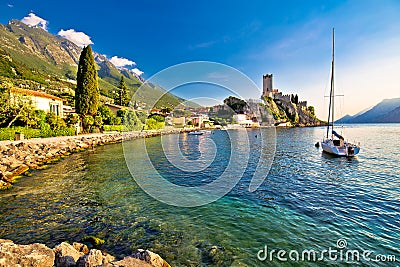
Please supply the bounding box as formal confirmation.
[10,88,64,117]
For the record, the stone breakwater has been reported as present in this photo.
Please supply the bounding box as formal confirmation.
[0,239,170,267]
[0,129,192,190]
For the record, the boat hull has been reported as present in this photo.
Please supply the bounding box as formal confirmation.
[188,131,203,135]
[321,140,360,157]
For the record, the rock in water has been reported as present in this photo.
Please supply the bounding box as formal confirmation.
[112,257,153,267]
[75,249,114,267]
[73,242,89,254]
[54,242,85,267]
[0,239,55,267]
[131,249,171,267]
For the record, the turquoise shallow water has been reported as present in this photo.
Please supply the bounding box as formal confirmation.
[0,124,399,266]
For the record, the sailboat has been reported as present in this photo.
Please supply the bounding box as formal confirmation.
[321,28,360,157]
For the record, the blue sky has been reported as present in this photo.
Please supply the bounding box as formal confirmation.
[1,0,400,118]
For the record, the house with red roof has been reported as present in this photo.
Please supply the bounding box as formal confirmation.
[10,88,64,117]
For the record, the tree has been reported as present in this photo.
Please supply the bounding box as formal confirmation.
[294,94,299,105]
[117,109,143,130]
[83,115,94,132]
[307,106,315,116]
[223,96,247,114]
[75,45,99,116]
[0,85,36,128]
[115,76,130,106]
[66,113,80,126]
[46,112,67,130]
[97,105,117,125]
[93,115,103,128]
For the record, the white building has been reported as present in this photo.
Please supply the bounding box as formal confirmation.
[11,88,64,117]
[233,114,255,128]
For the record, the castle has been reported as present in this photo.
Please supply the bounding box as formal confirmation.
[262,73,307,109]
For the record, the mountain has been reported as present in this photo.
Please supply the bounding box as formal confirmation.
[0,19,184,108]
[335,114,354,124]
[336,98,400,123]
[380,106,400,123]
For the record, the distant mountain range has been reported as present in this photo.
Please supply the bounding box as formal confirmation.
[0,19,187,108]
[336,98,400,123]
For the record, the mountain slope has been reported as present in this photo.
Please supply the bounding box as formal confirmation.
[0,19,184,108]
[380,106,400,123]
[336,98,400,123]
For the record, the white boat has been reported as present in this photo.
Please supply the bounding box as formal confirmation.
[321,28,360,157]
[188,131,204,135]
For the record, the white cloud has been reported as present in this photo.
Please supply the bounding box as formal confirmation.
[7,4,13,8]
[21,13,48,31]
[58,29,93,48]
[131,68,144,76]
[109,56,136,68]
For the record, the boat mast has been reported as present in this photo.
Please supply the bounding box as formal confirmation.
[326,28,335,139]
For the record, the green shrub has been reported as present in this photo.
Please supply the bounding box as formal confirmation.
[66,113,79,126]
[81,235,105,246]
[120,109,143,130]
[145,117,164,130]
[97,105,118,125]
[103,125,124,132]
[83,115,94,132]
[94,116,103,128]
[307,106,315,116]
[0,127,41,140]
[46,112,66,130]
[0,125,75,140]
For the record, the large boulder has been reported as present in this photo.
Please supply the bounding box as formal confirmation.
[0,239,55,267]
[73,242,89,254]
[111,257,153,267]
[130,249,171,267]
[75,249,114,267]
[54,242,85,267]
[11,164,29,177]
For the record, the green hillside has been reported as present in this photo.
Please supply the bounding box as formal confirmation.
[0,20,185,109]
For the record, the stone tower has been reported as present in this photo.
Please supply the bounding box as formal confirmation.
[263,74,273,98]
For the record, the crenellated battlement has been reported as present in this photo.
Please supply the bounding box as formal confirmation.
[273,92,291,102]
[298,101,307,108]
[261,73,308,109]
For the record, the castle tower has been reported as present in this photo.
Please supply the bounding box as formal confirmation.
[262,74,273,98]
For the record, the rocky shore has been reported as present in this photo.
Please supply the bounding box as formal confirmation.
[0,239,170,267]
[0,129,192,190]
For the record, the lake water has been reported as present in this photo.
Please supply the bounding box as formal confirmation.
[0,124,399,266]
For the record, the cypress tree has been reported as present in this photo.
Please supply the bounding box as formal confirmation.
[76,45,99,116]
[115,75,129,106]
